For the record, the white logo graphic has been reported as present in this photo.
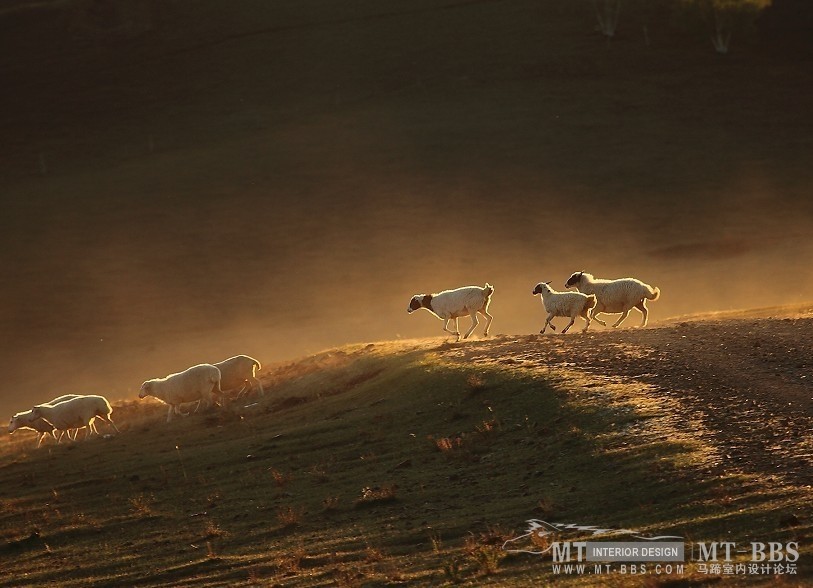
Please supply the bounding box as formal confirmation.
[502,519,683,555]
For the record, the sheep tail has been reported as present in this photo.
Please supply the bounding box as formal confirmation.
[646,286,660,301]
[483,283,494,298]
[584,294,597,311]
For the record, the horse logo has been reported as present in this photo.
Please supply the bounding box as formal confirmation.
[502,519,682,555]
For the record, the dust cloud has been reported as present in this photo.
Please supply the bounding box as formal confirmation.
[2,164,811,418]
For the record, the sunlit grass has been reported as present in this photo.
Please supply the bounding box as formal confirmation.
[0,338,809,586]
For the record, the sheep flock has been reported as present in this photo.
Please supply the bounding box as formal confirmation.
[8,270,659,446]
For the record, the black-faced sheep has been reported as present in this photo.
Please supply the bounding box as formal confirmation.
[408,283,494,341]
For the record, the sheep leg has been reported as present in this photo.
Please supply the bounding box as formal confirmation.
[463,311,479,339]
[562,317,576,334]
[611,309,632,328]
[581,310,592,333]
[591,310,607,327]
[442,319,456,337]
[443,318,461,340]
[540,314,557,334]
[167,404,175,423]
[97,414,120,433]
[635,300,649,327]
[478,308,493,337]
[36,432,46,448]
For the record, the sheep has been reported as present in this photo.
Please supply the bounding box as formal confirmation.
[8,394,85,446]
[8,412,57,448]
[213,355,264,398]
[30,395,118,441]
[565,271,660,328]
[407,283,494,341]
[139,363,223,422]
[532,281,597,334]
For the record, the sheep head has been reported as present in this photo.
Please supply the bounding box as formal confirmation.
[408,295,433,313]
[533,282,553,296]
[565,271,585,289]
[138,381,153,399]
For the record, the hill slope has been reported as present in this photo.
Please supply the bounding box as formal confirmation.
[1,311,811,586]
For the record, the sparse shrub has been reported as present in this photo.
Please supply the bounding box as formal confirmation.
[433,436,463,452]
[429,530,443,553]
[466,373,488,393]
[277,545,307,574]
[322,496,340,512]
[356,484,398,507]
[129,493,154,516]
[269,467,293,488]
[204,520,226,538]
[206,541,217,558]
[308,464,330,484]
[277,505,305,528]
[475,419,499,438]
[206,490,222,508]
[333,565,364,588]
[464,528,508,576]
[365,544,385,563]
[442,556,465,584]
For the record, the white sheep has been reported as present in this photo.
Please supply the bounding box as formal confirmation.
[139,363,223,422]
[532,281,597,334]
[408,283,494,341]
[8,412,57,448]
[8,394,84,446]
[565,271,660,328]
[30,395,119,441]
[213,355,264,398]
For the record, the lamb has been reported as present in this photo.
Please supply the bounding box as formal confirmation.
[407,283,494,341]
[213,355,264,398]
[532,281,597,334]
[565,271,660,328]
[139,363,223,422]
[30,395,119,441]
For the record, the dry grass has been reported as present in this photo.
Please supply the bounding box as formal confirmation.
[355,484,398,507]
[0,334,811,586]
[276,505,305,528]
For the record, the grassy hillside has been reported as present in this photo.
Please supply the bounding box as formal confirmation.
[1,323,810,586]
[1,0,812,417]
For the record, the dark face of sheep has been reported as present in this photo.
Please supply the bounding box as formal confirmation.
[138,382,152,399]
[407,296,423,314]
[533,282,552,295]
[565,271,584,289]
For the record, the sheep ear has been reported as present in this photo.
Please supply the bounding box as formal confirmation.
[545,281,551,285]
